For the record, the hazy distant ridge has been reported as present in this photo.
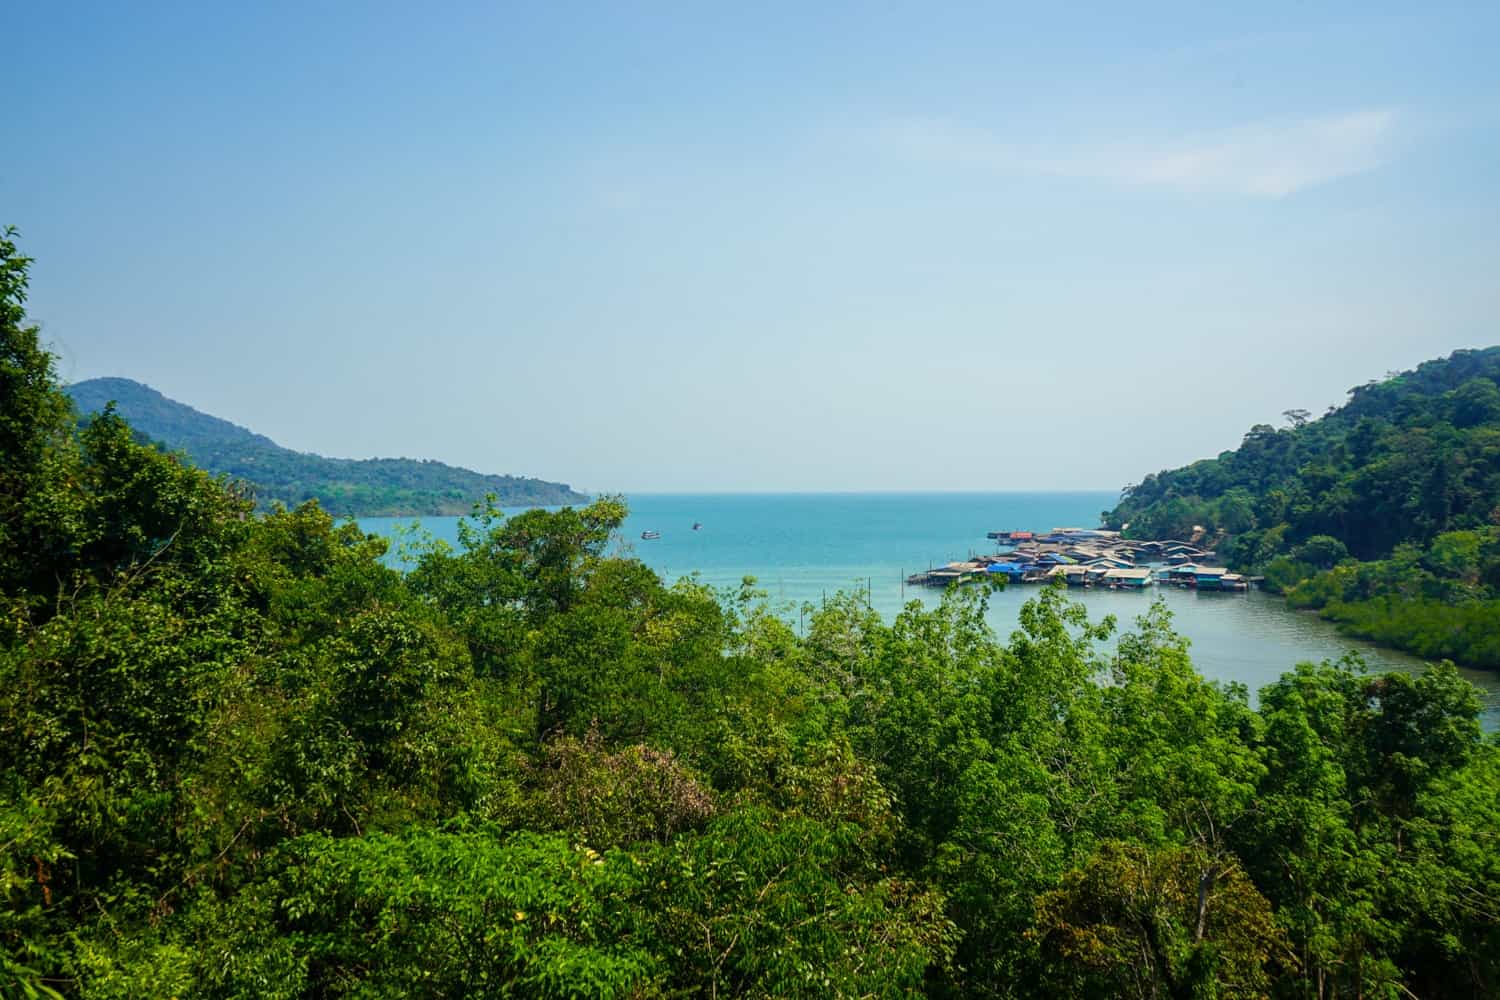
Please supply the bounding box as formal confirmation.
[66,377,588,516]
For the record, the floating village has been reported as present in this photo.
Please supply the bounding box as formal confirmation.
[907,527,1262,592]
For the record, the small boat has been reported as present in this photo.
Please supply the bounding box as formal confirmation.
[692,522,702,531]
[640,530,661,540]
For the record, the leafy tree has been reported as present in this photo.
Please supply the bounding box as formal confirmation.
[1033,841,1288,1000]
[639,808,957,998]
[530,727,715,848]
[1295,534,1349,570]
[203,828,663,999]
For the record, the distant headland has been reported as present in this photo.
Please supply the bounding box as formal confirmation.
[65,377,588,516]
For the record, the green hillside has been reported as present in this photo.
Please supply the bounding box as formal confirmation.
[66,377,588,515]
[1107,347,1500,668]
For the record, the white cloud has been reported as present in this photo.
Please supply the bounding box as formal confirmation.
[879,109,1399,197]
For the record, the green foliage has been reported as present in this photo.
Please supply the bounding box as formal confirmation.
[1110,350,1500,558]
[639,807,957,998]
[1,235,1496,998]
[1108,348,1500,672]
[530,727,716,848]
[1237,659,1496,998]
[1033,841,1288,999]
[65,377,588,515]
[0,228,77,603]
[1319,596,1500,668]
[210,828,663,998]
[1296,534,1350,570]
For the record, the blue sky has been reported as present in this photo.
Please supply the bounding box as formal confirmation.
[10,2,1499,491]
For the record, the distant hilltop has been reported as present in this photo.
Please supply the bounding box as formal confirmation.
[65,377,589,516]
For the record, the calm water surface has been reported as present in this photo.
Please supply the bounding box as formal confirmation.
[362,492,1500,729]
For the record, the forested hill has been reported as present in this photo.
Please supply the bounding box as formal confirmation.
[66,377,588,515]
[1106,347,1500,668]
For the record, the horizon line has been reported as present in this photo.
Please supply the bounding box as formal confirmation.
[586,488,1121,496]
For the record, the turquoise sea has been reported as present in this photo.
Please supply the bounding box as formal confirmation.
[362,491,1500,729]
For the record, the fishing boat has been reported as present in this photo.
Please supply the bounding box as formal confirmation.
[640,530,661,540]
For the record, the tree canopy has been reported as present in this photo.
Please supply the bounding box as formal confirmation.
[1105,348,1500,670]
